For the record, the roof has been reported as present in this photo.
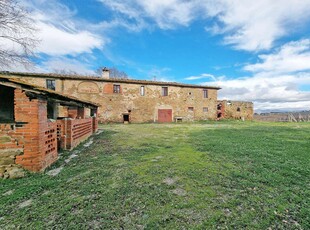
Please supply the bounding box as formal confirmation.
[0,75,100,109]
[1,71,221,90]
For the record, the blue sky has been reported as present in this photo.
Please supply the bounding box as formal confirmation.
[8,0,310,112]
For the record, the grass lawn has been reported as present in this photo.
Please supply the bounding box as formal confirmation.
[0,121,309,229]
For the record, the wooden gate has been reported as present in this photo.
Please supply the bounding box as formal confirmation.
[158,109,172,123]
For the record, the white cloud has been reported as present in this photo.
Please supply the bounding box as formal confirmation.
[40,57,96,75]
[1,0,109,73]
[204,72,310,112]
[136,66,173,81]
[0,62,45,73]
[195,39,310,112]
[99,0,195,30]
[244,39,310,73]
[136,0,195,29]
[36,22,104,56]
[185,73,218,81]
[4,56,96,75]
[205,0,310,51]
[100,0,310,51]
[22,0,106,56]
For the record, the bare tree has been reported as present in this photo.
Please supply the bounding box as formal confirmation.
[0,0,39,69]
[96,66,128,79]
[52,69,80,75]
[109,67,128,79]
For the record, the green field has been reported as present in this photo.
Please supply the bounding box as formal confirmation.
[1,121,309,229]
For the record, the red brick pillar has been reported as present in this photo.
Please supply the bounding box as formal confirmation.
[57,120,66,150]
[13,89,60,171]
[65,119,73,150]
[14,89,43,171]
[92,117,98,133]
[91,108,98,133]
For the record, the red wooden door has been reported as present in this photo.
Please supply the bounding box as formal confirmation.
[158,109,172,123]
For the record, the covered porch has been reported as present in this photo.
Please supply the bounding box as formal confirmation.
[0,76,99,178]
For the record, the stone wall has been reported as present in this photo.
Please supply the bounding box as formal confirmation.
[11,76,219,123]
[0,124,24,179]
[218,100,254,120]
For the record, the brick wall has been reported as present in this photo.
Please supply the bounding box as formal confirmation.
[12,89,57,172]
[41,122,57,170]
[1,87,97,178]
[57,117,95,150]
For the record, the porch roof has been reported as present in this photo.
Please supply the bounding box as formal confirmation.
[0,76,100,109]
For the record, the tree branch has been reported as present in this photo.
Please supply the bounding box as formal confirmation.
[0,0,39,69]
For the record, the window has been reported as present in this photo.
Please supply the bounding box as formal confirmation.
[0,85,14,122]
[188,107,194,112]
[237,107,241,112]
[47,101,54,119]
[113,84,121,93]
[203,89,208,98]
[203,107,208,113]
[140,86,145,96]
[162,87,168,96]
[123,114,130,122]
[46,79,55,90]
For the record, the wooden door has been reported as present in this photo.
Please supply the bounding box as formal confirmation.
[158,109,172,123]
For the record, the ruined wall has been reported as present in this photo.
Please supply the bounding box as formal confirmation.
[218,100,254,120]
[12,76,219,123]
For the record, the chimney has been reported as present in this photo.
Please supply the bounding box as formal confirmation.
[102,67,109,79]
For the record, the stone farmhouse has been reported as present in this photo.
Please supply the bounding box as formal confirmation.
[3,71,223,123]
[0,71,254,177]
[0,76,99,178]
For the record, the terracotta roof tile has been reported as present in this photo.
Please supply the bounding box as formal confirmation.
[0,75,100,108]
[1,71,221,90]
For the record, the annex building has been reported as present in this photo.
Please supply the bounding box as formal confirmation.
[0,76,99,178]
